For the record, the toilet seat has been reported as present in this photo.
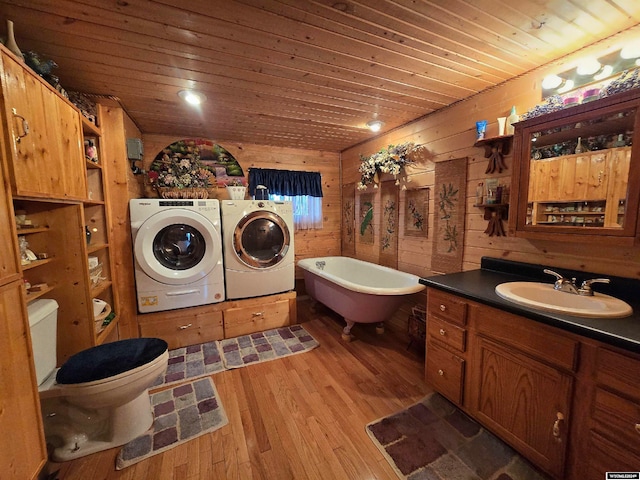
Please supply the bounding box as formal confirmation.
[39,338,168,409]
[56,338,168,384]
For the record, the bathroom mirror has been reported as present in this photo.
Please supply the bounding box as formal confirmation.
[510,90,640,244]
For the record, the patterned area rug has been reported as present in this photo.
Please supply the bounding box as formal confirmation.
[366,393,550,480]
[219,324,319,369]
[116,377,228,470]
[153,325,319,387]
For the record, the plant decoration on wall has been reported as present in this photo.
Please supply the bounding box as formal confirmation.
[404,188,429,237]
[357,142,423,190]
[147,139,245,198]
[380,181,399,269]
[359,193,375,245]
[431,157,468,274]
[342,183,356,255]
[438,182,459,252]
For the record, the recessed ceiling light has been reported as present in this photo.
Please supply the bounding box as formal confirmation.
[366,120,384,132]
[178,90,206,105]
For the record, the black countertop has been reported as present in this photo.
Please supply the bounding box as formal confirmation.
[419,257,640,354]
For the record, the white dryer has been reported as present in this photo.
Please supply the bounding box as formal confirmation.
[220,200,294,299]
[130,198,225,313]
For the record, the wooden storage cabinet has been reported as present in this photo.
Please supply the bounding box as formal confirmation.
[137,291,298,349]
[425,288,468,406]
[1,50,86,200]
[585,347,640,474]
[139,308,224,350]
[425,341,465,404]
[224,296,292,338]
[0,281,47,479]
[510,89,640,243]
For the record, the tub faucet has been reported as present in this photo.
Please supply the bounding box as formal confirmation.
[315,261,326,270]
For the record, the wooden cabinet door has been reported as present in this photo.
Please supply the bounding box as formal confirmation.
[472,336,572,479]
[1,52,84,199]
[0,281,47,479]
[49,88,86,199]
[0,143,20,285]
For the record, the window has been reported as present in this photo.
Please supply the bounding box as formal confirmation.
[248,168,323,229]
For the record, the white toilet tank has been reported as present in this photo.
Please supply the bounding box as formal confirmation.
[27,299,59,386]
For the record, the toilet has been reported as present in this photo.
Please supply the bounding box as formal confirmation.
[28,299,169,462]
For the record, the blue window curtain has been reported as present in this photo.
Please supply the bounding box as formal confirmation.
[248,168,323,198]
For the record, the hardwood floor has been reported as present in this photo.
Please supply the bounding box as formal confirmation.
[52,299,430,480]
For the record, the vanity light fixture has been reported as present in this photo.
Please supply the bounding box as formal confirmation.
[366,120,384,132]
[178,90,207,106]
[541,40,640,98]
[541,74,563,90]
[620,42,640,60]
[593,65,614,81]
[576,57,601,76]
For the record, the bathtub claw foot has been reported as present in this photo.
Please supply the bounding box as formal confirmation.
[342,320,355,342]
[375,322,385,335]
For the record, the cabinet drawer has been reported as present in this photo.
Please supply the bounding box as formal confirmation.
[596,347,640,399]
[425,342,464,405]
[139,311,223,350]
[592,387,640,456]
[427,316,466,352]
[427,288,467,326]
[224,299,291,338]
[473,304,578,372]
[585,430,640,480]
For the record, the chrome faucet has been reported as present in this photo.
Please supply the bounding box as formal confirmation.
[544,269,610,296]
[544,269,579,294]
[315,260,326,270]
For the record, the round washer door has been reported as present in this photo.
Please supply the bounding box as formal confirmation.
[232,211,291,269]
[134,209,221,285]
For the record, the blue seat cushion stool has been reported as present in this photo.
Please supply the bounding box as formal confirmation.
[56,338,168,385]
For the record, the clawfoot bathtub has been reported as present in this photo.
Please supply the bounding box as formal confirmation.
[298,256,425,341]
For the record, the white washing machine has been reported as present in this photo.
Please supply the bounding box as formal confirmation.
[220,200,294,300]
[130,198,225,313]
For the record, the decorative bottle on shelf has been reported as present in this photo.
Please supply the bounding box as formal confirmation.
[85,225,92,245]
[4,20,23,61]
[506,106,518,135]
[574,137,586,154]
[476,182,484,205]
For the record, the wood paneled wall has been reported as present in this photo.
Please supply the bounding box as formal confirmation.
[341,67,640,282]
[142,135,341,280]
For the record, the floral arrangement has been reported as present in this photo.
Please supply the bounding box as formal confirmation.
[357,141,421,190]
[224,177,246,187]
[147,141,214,189]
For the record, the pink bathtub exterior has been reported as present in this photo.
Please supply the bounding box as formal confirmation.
[297,256,425,324]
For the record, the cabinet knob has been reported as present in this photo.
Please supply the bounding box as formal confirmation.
[635,423,640,435]
[439,304,446,312]
[438,369,444,376]
[439,328,446,336]
[252,312,264,317]
[178,323,193,330]
[552,412,565,443]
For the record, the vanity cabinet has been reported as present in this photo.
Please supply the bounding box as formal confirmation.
[584,347,640,478]
[1,50,86,200]
[510,89,640,244]
[469,302,577,479]
[425,289,468,405]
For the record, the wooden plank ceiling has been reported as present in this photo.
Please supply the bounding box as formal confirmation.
[1,0,639,152]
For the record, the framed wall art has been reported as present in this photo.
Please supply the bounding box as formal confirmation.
[404,187,429,238]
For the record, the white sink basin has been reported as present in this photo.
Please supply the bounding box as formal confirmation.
[495,282,633,318]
